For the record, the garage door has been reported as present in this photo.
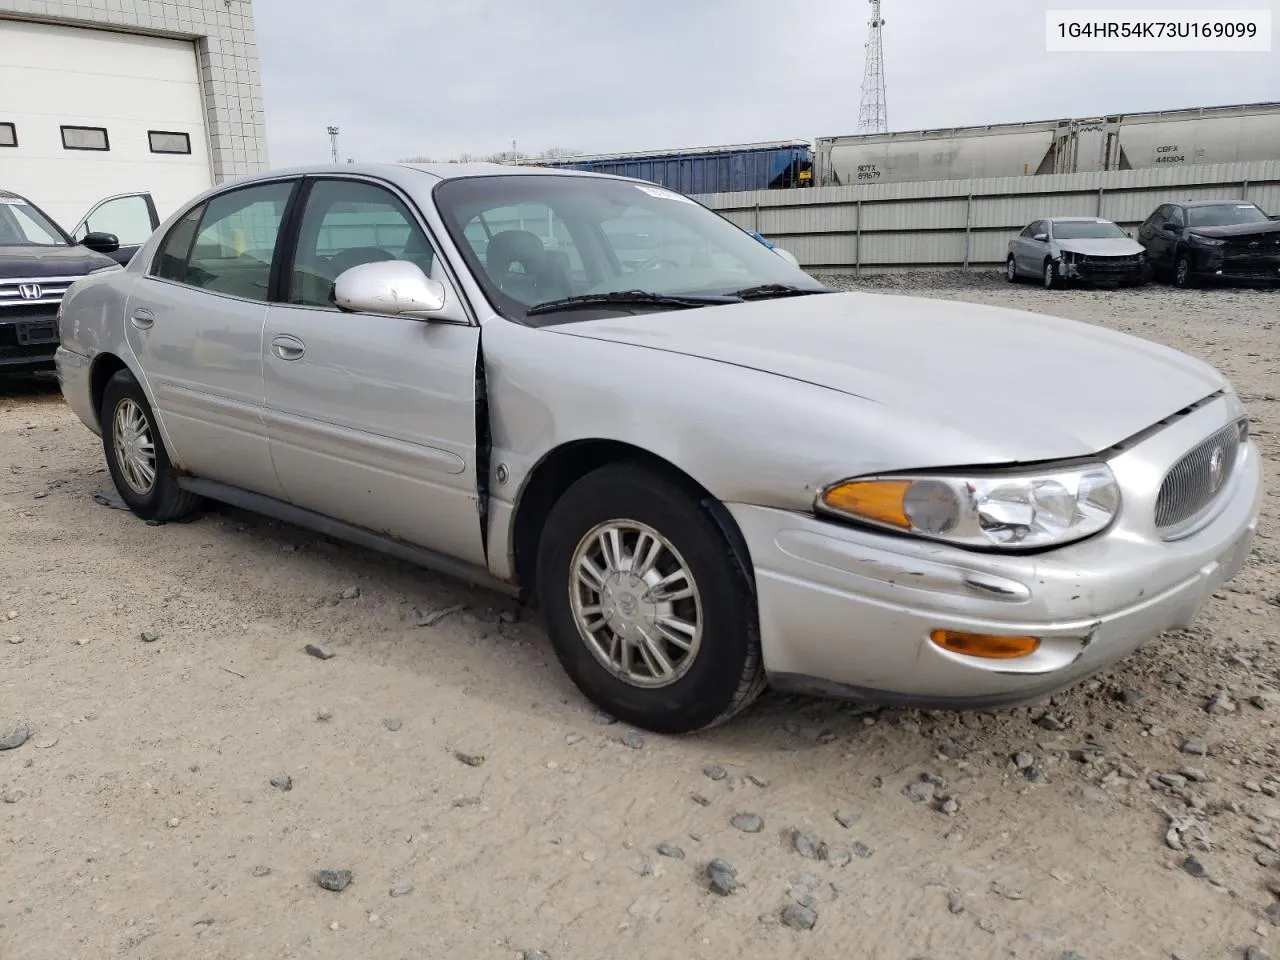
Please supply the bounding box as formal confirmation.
[0,18,214,231]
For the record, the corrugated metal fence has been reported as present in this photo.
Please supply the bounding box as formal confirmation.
[693,160,1280,274]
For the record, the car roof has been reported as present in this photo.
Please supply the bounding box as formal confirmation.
[1045,217,1116,223]
[1179,199,1255,208]
[215,161,631,189]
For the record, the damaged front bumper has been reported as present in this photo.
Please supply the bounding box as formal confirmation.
[726,394,1262,710]
[1059,254,1147,284]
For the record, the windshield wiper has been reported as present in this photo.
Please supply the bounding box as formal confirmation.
[525,290,740,317]
[725,283,832,300]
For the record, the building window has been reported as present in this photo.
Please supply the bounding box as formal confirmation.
[61,125,110,151]
[0,122,15,147]
[148,130,191,155]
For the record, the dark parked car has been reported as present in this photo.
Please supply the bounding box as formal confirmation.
[1138,200,1280,289]
[1,188,157,373]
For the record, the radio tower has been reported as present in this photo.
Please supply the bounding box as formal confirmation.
[857,0,888,134]
[327,125,340,164]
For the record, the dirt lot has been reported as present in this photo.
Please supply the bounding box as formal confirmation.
[1,272,1278,960]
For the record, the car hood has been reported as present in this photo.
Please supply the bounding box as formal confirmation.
[551,291,1225,462]
[0,243,116,277]
[1184,218,1280,240]
[1056,238,1144,256]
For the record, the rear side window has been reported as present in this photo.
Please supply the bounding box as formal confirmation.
[151,181,296,301]
[154,204,205,281]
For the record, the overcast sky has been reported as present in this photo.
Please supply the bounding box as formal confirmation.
[253,0,1280,166]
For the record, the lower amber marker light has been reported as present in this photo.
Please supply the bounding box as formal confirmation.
[930,630,1041,660]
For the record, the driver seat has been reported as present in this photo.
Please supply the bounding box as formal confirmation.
[484,230,547,304]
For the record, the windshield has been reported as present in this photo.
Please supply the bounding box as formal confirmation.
[1052,220,1128,240]
[0,195,69,246]
[432,174,826,324]
[1187,203,1269,228]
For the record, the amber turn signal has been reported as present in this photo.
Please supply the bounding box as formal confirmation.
[821,479,912,528]
[929,630,1041,660]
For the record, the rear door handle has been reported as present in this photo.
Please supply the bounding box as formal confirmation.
[130,308,155,330]
[271,334,306,361]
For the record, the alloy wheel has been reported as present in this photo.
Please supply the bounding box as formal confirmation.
[568,519,703,688]
[112,397,157,496]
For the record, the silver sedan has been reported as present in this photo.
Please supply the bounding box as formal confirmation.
[1007,216,1149,288]
[55,163,1261,733]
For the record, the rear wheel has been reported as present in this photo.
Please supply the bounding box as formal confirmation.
[535,462,765,734]
[100,369,201,522]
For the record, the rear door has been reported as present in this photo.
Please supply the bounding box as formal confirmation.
[125,178,300,498]
[71,192,160,266]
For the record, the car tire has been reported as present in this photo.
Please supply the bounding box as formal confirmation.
[1174,252,1196,289]
[1005,256,1018,283]
[100,369,202,523]
[1043,259,1061,290]
[535,461,766,735]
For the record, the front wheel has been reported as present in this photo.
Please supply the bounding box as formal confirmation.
[535,462,765,734]
[1043,259,1061,290]
[1005,256,1018,283]
[100,369,201,522]
[1174,253,1196,289]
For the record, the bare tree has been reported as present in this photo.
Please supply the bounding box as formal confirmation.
[400,146,587,165]
[537,147,584,159]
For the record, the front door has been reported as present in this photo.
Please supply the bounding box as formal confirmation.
[261,176,486,566]
[1144,205,1181,274]
[1019,220,1049,273]
[71,192,160,266]
[124,178,298,498]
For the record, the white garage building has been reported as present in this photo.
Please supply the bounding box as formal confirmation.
[0,0,267,238]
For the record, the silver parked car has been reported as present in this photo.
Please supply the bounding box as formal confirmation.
[1007,217,1149,288]
[56,163,1261,734]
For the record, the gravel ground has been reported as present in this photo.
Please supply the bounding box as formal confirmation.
[1,272,1278,960]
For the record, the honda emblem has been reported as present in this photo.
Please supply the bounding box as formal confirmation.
[18,283,42,300]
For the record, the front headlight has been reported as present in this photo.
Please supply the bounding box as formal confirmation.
[1188,234,1225,248]
[817,463,1121,550]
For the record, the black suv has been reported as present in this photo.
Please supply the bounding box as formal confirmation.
[0,188,162,374]
[1138,199,1280,289]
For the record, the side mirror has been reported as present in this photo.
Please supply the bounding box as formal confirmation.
[333,260,446,318]
[772,247,800,267]
[1033,233,1048,242]
[81,231,120,254]
[1161,222,1179,232]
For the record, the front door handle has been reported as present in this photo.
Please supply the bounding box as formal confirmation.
[271,334,306,361]
[130,308,155,330]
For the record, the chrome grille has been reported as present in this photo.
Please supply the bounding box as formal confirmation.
[1155,419,1248,537]
[0,275,85,309]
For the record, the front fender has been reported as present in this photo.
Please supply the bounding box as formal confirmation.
[480,317,1005,576]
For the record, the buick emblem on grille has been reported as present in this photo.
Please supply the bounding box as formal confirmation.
[1248,241,1260,248]
[1207,445,1226,492]
[18,283,42,300]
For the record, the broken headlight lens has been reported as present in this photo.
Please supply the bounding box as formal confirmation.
[818,463,1121,550]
